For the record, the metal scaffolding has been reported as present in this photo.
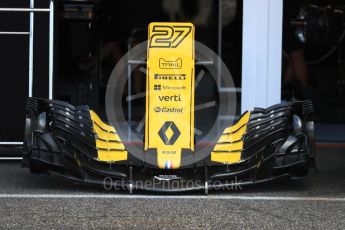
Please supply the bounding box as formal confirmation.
[0,0,54,147]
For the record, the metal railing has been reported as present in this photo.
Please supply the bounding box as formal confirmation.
[0,0,54,149]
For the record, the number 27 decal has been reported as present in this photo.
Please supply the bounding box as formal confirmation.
[149,25,192,48]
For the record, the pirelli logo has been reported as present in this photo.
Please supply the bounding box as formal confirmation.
[154,74,186,81]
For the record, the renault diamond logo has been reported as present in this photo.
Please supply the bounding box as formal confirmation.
[158,121,181,145]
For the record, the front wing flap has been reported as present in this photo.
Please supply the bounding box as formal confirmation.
[23,97,315,192]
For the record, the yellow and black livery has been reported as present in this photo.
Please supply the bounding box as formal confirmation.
[23,22,316,192]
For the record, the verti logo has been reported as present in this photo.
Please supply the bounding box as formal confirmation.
[149,25,192,48]
[158,121,181,145]
[158,94,181,102]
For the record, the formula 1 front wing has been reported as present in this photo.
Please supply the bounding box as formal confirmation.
[23,97,315,192]
[22,22,315,192]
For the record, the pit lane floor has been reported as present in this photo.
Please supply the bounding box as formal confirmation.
[0,147,345,229]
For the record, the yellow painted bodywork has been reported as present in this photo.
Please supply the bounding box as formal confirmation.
[145,22,195,169]
[90,110,127,162]
[213,141,243,151]
[88,22,251,166]
[211,151,242,164]
[211,112,250,164]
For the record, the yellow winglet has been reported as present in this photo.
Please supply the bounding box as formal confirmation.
[90,110,116,133]
[89,110,127,162]
[211,112,250,164]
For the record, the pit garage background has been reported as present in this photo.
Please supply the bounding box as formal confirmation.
[0,0,344,155]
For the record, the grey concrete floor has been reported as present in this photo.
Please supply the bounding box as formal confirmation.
[0,147,345,229]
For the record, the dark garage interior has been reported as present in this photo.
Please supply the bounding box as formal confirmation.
[0,0,344,145]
